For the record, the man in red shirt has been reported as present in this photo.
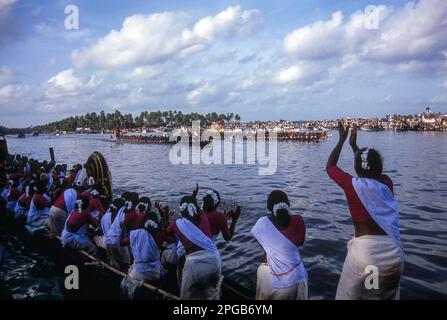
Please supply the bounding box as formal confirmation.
[60,195,99,254]
[200,188,241,242]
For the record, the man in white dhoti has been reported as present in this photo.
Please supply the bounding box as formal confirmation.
[326,123,405,300]
[251,190,308,300]
[166,198,222,300]
[105,198,130,268]
[120,217,164,299]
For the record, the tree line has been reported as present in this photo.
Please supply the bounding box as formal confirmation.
[30,110,242,132]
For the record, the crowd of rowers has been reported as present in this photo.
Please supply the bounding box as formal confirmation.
[0,123,404,300]
[117,134,172,144]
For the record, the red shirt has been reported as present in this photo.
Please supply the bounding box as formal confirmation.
[123,210,146,232]
[67,209,100,230]
[87,197,105,216]
[18,194,32,208]
[277,215,306,246]
[327,165,394,222]
[204,210,231,240]
[33,194,51,210]
[7,187,21,201]
[166,215,212,250]
[53,189,79,212]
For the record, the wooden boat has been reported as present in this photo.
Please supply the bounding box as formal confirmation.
[0,150,253,300]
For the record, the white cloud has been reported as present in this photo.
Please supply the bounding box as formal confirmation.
[0,0,16,12]
[72,6,262,69]
[128,65,163,80]
[282,0,447,74]
[45,69,104,99]
[274,65,307,84]
[186,82,218,104]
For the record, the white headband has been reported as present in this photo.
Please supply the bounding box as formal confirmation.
[273,202,289,216]
[144,219,158,230]
[180,202,198,217]
[88,177,95,186]
[205,190,220,206]
[136,202,149,212]
[75,199,83,212]
[125,201,133,210]
[361,148,371,171]
[109,204,117,210]
[91,189,99,196]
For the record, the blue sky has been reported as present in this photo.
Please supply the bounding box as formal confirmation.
[0,0,446,127]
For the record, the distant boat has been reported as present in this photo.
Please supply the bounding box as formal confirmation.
[32,131,39,136]
[360,125,385,131]
[17,133,25,138]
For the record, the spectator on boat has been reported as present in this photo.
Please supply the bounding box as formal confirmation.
[49,181,82,236]
[27,183,52,228]
[200,187,241,242]
[251,190,308,300]
[326,122,404,300]
[120,212,165,299]
[166,197,222,300]
[60,195,99,254]
[93,197,125,250]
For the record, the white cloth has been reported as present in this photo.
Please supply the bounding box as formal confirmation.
[105,207,125,246]
[256,264,308,300]
[180,250,222,300]
[352,177,402,248]
[60,210,90,249]
[129,229,161,273]
[251,216,307,289]
[14,196,27,219]
[336,235,404,300]
[74,169,87,185]
[175,218,219,256]
[27,194,51,224]
[101,208,112,235]
[63,188,77,215]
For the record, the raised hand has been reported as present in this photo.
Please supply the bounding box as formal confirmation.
[349,123,359,153]
[338,121,349,143]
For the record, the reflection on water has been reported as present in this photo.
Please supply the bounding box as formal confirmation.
[3,131,447,299]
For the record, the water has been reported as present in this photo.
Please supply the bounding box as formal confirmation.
[2,131,447,299]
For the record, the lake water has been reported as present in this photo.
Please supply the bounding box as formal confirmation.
[2,131,447,299]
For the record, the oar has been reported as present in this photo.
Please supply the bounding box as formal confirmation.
[46,229,179,300]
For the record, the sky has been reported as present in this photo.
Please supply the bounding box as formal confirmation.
[0,0,446,127]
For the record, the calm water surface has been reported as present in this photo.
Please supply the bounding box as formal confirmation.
[2,131,447,299]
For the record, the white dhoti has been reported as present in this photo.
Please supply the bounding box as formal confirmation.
[49,206,67,236]
[256,263,308,300]
[93,235,106,249]
[336,235,404,300]
[180,250,222,300]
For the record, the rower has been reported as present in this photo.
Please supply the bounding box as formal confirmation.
[93,198,125,250]
[14,183,35,220]
[104,193,133,269]
[60,195,99,254]
[200,187,240,242]
[82,185,105,220]
[251,190,308,300]
[49,181,82,236]
[5,178,21,214]
[166,197,222,300]
[27,183,52,228]
[120,212,164,299]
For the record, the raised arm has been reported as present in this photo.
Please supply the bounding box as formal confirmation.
[349,123,359,154]
[326,121,349,172]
